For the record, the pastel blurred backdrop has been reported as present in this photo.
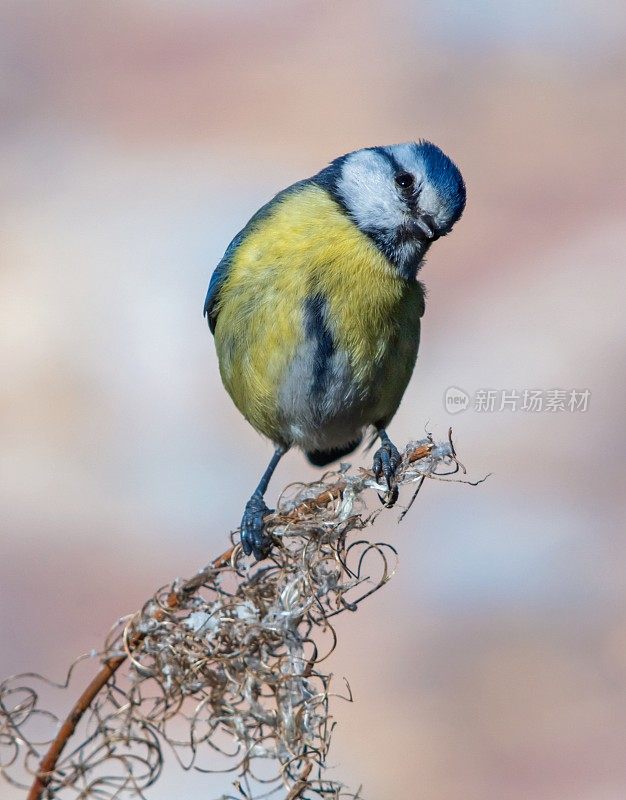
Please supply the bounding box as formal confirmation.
[1,1,625,798]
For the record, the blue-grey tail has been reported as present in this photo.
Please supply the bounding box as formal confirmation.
[306,437,362,467]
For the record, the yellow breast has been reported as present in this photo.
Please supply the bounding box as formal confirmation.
[214,184,421,442]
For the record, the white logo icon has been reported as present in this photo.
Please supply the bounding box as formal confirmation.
[444,386,469,414]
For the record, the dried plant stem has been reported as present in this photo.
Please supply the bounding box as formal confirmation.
[25,546,237,800]
[284,763,313,800]
[26,655,125,800]
[25,440,438,800]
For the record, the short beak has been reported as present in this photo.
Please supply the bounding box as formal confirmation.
[413,214,437,240]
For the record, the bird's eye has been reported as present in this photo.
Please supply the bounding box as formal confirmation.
[395,172,414,190]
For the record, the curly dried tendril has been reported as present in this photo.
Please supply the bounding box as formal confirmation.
[1,434,472,799]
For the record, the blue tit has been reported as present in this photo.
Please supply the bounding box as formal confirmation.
[204,141,466,560]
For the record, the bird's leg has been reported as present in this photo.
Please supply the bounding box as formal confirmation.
[240,445,286,561]
[372,428,401,506]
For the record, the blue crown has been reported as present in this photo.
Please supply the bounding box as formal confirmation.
[415,140,466,224]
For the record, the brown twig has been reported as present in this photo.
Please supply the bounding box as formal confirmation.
[26,655,124,800]
[284,762,313,800]
[26,441,435,800]
[407,442,434,463]
[26,549,236,800]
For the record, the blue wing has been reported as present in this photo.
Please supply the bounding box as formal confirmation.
[203,179,311,335]
[203,230,246,334]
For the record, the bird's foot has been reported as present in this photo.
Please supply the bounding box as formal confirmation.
[240,493,274,561]
[372,438,402,507]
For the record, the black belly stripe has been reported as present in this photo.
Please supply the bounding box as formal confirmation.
[303,293,335,397]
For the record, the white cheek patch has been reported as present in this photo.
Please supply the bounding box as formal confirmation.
[336,150,407,232]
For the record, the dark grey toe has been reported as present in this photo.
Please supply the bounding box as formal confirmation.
[372,439,402,506]
[240,494,273,561]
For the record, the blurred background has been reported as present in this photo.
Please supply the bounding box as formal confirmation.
[1,1,625,798]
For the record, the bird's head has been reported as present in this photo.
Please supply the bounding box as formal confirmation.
[318,141,466,278]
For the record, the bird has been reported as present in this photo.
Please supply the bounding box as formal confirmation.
[204,141,466,561]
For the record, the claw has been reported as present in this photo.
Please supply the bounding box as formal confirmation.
[372,437,402,507]
[377,484,399,508]
[240,494,273,561]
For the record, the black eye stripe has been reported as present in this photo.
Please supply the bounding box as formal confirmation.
[378,149,416,192]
